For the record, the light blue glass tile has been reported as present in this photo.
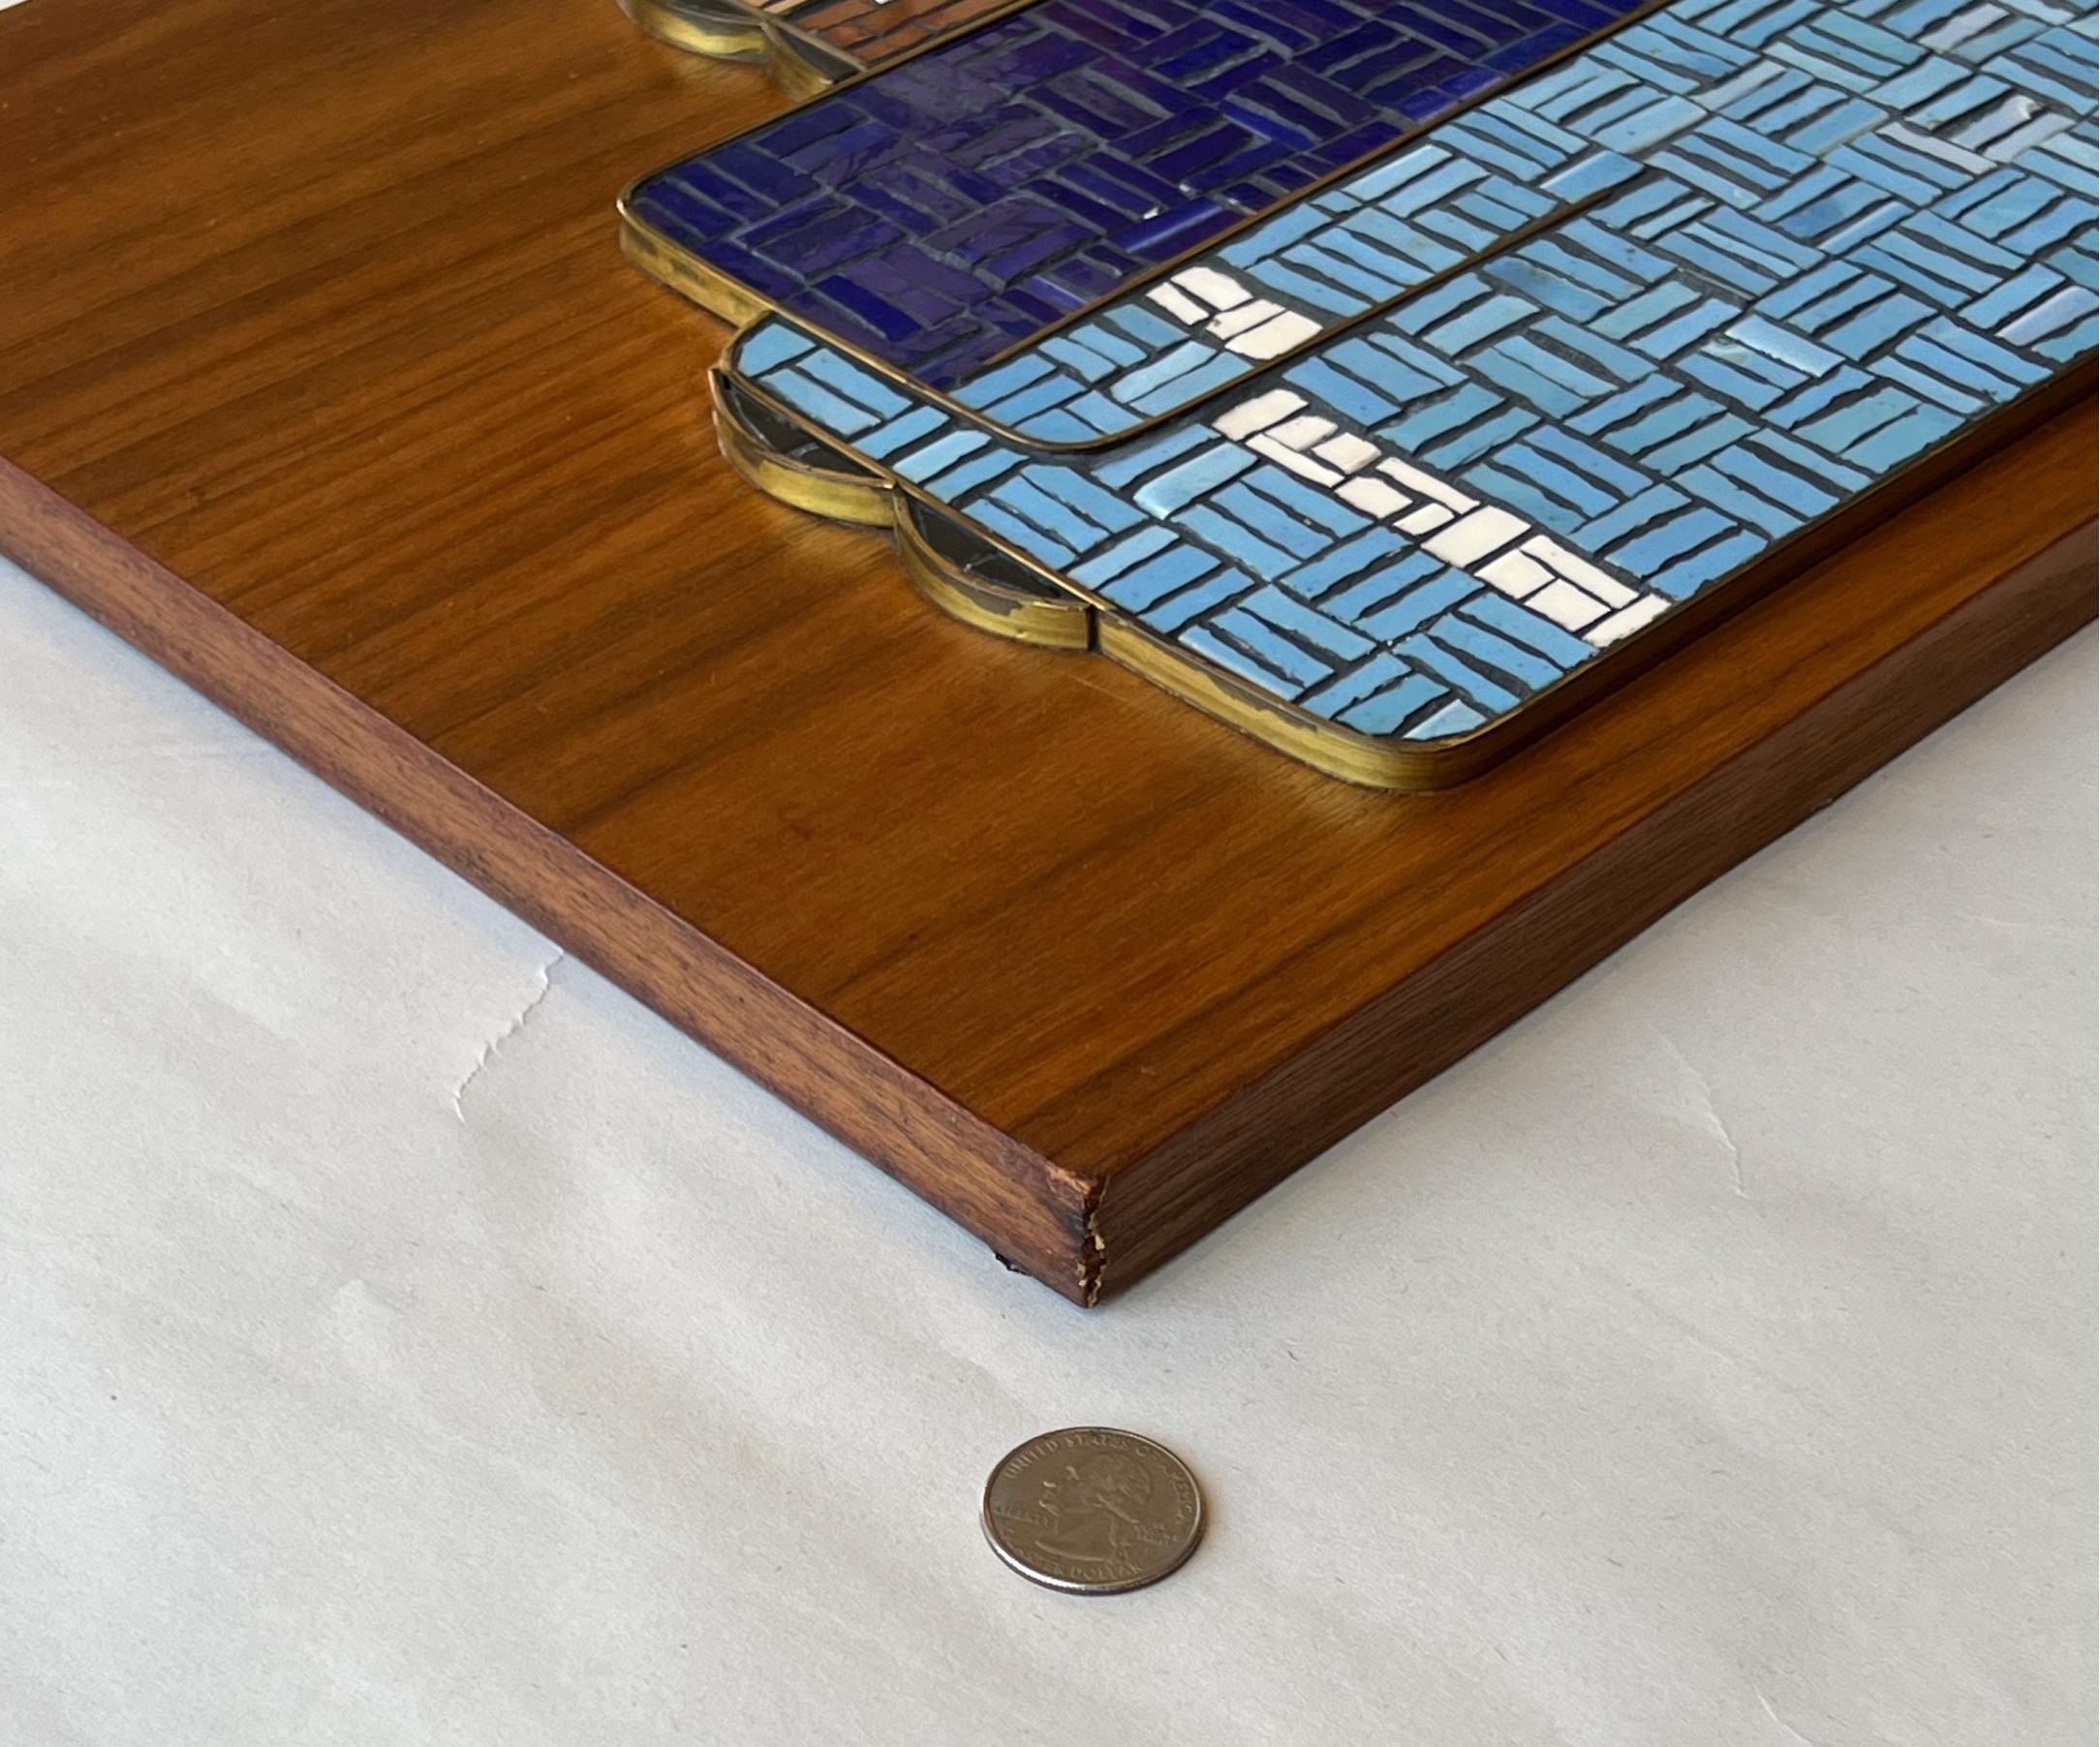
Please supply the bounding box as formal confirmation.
[1070,525,1175,587]
[1127,352,1251,415]
[1182,618,1320,690]
[1465,592,1597,666]
[1396,634,1520,712]
[1608,506,1741,573]
[1108,340,1228,409]
[1022,467,1146,536]
[1338,672,1448,736]
[1405,698,1488,741]
[2002,283,2099,346]
[924,445,1021,496]
[736,321,815,375]
[1141,565,1257,634]
[972,503,1077,567]
[1642,409,1757,472]
[858,404,951,460]
[1283,529,1410,601]
[1419,403,1540,469]
[1245,466,1369,539]
[1434,615,1567,690]
[768,367,882,436]
[1240,585,1374,662]
[988,475,1107,546]
[1177,505,1299,576]
[980,374,1085,425]
[1679,461,1814,536]
[1301,650,1407,715]
[1134,443,1258,516]
[793,348,911,419]
[1651,527,1765,597]
[892,429,987,483]
[1283,354,1405,425]
[953,354,1054,411]
[1095,425,1210,490]
[1098,544,1220,611]
[1214,479,1334,559]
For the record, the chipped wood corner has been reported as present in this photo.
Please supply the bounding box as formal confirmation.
[1080,1178,1110,1308]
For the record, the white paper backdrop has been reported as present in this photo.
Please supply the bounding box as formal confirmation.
[2,532,2094,1745]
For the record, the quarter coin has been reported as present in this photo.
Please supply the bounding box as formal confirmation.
[980,1426,1204,1595]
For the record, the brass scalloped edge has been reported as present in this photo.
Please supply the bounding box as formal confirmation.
[623,0,767,59]
[895,506,1096,652]
[712,368,1094,648]
[705,366,1488,788]
[712,370,893,525]
[622,0,853,91]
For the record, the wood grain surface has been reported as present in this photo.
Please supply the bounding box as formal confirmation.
[2,0,2091,1304]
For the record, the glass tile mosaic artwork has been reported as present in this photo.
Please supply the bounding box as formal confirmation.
[627,0,2099,777]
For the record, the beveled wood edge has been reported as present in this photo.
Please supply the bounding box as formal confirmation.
[0,459,1111,1307]
[1086,509,2099,1301]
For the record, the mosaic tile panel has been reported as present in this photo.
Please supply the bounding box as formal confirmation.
[721,0,2098,749]
[630,0,1653,388]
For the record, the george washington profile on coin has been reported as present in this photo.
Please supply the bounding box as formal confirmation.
[980,1428,1203,1595]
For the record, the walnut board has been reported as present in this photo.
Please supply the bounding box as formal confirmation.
[1,0,2091,1306]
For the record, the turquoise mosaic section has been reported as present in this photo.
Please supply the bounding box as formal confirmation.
[731,0,2099,745]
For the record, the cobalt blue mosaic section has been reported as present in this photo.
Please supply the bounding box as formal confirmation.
[631,0,1649,388]
[727,0,2098,745]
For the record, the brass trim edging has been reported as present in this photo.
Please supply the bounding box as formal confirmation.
[713,369,894,524]
[896,504,1095,651]
[762,22,847,96]
[1095,616,1450,787]
[714,369,1093,642]
[623,217,770,327]
[624,0,768,58]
